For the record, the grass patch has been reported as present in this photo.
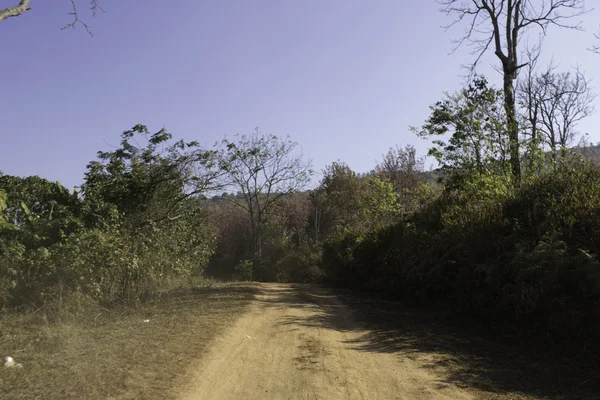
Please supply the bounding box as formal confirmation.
[0,281,258,400]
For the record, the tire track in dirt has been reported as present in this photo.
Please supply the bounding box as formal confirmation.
[178,283,474,400]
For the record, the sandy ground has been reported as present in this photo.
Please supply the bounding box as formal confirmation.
[178,283,474,400]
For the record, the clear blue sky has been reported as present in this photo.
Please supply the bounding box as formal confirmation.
[1,0,599,189]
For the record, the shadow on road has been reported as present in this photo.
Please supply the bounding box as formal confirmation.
[259,283,600,400]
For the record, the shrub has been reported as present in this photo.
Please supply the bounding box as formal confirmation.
[0,217,216,308]
[234,259,253,281]
[320,159,600,350]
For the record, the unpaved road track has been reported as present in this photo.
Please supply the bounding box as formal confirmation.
[178,283,473,400]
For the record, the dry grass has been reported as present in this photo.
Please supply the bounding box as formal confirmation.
[0,281,258,400]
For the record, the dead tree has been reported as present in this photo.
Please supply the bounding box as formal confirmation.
[438,0,587,185]
[519,57,595,166]
[536,66,596,161]
[517,44,544,170]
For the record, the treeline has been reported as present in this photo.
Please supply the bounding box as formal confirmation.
[0,126,318,309]
[0,125,222,308]
[322,158,600,349]
[0,122,432,308]
[2,78,600,354]
[317,76,600,352]
[204,75,600,352]
[204,144,432,283]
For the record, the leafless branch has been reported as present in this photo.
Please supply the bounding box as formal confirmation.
[519,62,596,159]
[438,0,587,73]
[62,0,93,35]
[590,27,600,54]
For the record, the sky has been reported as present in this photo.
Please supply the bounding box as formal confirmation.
[1,0,599,190]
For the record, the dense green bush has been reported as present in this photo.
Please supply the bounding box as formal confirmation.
[234,259,254,281]
[273,247,324,283]
[0,125,220,309]
[0,213,215,308]
[321,159,600,349]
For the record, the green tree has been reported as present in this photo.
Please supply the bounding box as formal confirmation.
[81,124,221,229]
[362,176,402,225]
[0,174,82,248]
[414,76,510,190]
[313,161,401,241]
[75,124,220,301]
[312,162,365,241]
[0,189,9,229]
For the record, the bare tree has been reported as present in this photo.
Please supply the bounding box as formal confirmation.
[438,0,587,184]
[537,66,596,161]
[311,161,365,242]
[218,129,312,274]
[517,44,545,169]
[0,0,102,34]
[519,57,595,164]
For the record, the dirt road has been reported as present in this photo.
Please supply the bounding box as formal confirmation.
[178,283,474,400]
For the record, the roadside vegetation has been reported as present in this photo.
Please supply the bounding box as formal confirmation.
[2,0,600,398]
[0,280,257,400]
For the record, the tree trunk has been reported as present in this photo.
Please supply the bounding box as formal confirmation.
[313,202,321,244]
[253,229,262,274]
[503,71,521,185]
[526,93,539,172]
[253,211,263,277]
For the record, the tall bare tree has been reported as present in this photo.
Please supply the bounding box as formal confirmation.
[438,0,587,185]
[519,59,595,164]
[536,66,596,160]
[517,44,545,170]
[218,129,312,274]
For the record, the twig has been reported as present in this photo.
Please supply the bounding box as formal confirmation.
[576,375,599,388]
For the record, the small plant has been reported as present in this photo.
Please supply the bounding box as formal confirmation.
[234,260,253,281]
